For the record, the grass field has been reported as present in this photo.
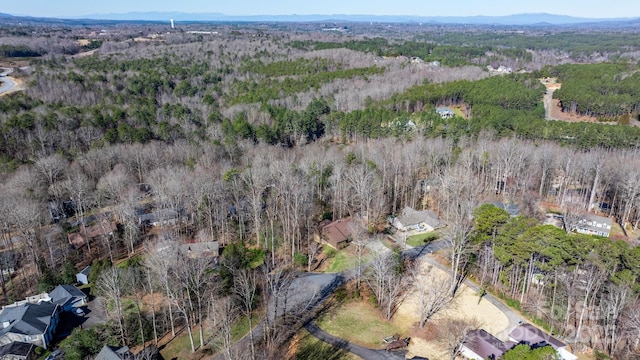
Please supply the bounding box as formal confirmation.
[316,301,402,348]
[291,329,359,360]
[406,232,439,247]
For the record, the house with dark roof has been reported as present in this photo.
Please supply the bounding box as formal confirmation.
[0,341,35,360]
[460,329,515,360]
[0,302,59,349]
[95,345,133,360]
[509,324,577,360]
[391,207,443,233]
[318,217,355,249]
[48,285,87,313]
[138,209,180,227]
[76,266,91,285]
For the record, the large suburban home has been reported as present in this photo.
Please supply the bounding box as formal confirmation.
[318,217,355,249]
[391,207,443,232]
[509,323,577,360]
[574,214,612,238]
[460,329,515,360]
[0,302,60,350]
[48,285,87,313]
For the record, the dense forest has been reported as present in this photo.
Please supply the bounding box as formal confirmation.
[2,21,640,360]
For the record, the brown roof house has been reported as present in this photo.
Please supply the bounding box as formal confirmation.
[67,218,116,249]
[460,329,515,360]
[509,324,577,360]
[318,217,355,249]
[391,207,443,232]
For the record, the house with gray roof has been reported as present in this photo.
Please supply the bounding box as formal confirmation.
[436,107,455,119]
[391,207,444,232]
[76,266,91,285]
[460,329,515,360]
[491,202,520,217]
[138,209,180,227]
[0,302,59,349]
[574,213,612,238]
[95,345,133,360]
[509,323,576,360]
[48,285,87,313]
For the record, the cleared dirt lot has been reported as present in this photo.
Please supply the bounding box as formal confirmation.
[395,259,510,359]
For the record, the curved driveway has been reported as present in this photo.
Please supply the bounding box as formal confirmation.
[304,322,406,360]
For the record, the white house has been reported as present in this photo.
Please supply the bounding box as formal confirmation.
[574,214,612,238]
[436,107,455,119]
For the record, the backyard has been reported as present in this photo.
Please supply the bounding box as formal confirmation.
[315,257,511,359]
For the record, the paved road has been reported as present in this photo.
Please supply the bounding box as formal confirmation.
[209,272,342,360]
[304,322,407,360]
[0,76,17,94]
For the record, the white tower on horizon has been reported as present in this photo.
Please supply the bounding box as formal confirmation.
[170,19,175,29]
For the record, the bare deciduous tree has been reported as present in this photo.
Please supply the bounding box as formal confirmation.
[365,253,411,320]
[437,317,482,360]
[413,265,458,328]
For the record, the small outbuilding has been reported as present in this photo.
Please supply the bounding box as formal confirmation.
[76,266,91,285]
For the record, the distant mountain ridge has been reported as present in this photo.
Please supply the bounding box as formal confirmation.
[72,12,634,25]
[1,11,638,26]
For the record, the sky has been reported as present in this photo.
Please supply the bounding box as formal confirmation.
[4,0,640,19]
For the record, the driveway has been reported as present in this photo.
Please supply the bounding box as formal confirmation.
[82,296,108,328]
[304,322,407,360]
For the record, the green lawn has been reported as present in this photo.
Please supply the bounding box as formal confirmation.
[294,329,359,360]
[326,251,357,273]
[406,232,439,247]
[316,301,402,348]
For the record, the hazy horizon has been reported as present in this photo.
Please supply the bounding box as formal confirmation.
[4,0,639,19]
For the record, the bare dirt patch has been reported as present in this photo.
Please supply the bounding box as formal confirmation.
[0,77,25,97]
[396,260,510,359]
[549,99,600,123]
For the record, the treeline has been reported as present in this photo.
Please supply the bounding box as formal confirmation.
[549,62,640,118]
[0,44,43,57]
[472,204,640,355]
[290,38,530,67]
[416,31,640,58]
[227,65,384,104]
